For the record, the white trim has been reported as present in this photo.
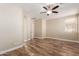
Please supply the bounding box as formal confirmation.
[0,44,24,55]
[34,37,79,43]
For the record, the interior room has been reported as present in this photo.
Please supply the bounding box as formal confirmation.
[0,3,79,56]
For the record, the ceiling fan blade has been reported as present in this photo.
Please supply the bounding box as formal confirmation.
[52,11,58,13]
[40,11,46,14]
[52,5,59,10]
[43,6,47,10]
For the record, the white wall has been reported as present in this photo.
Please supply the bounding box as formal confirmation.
[46,15,78,41]
[0,6,23,52]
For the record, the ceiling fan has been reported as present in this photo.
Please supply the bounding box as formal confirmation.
[40,4,60,16]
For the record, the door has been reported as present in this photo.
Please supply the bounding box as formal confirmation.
[30,19,34,39]
[24,17,34,41]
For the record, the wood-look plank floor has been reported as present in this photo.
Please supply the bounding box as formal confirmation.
[1,38,79,56]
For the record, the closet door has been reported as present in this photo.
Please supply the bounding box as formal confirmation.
[34,19,42,38]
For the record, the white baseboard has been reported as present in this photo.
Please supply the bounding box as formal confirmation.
[0,44,24,55]
[34,37,45,39]
[24,38,32,42]
[34,37,79,43]
[46,37,79,43]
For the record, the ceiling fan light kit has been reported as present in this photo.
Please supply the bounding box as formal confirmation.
[47,10,52,14]
[40,3,60,16]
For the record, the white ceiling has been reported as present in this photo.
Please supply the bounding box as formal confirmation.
[0,3,79,19]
